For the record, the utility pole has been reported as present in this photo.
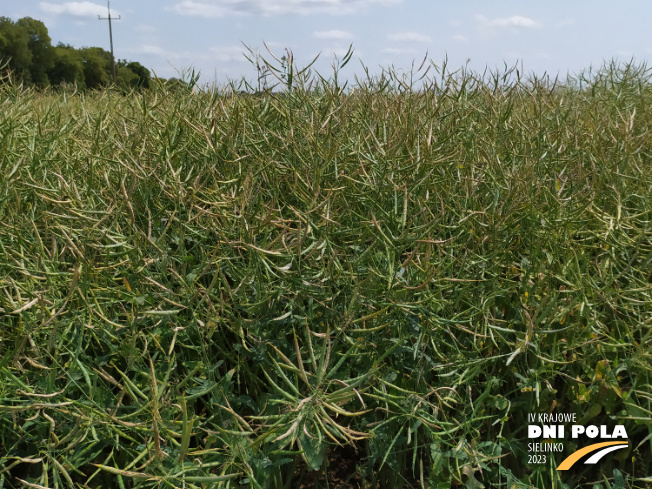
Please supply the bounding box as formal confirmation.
[98,1,120,84]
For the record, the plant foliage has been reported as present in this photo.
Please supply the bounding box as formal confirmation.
[0,52,651,488]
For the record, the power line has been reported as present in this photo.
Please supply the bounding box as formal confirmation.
[98,1,121,84]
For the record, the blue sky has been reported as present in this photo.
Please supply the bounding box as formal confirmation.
[5,0,651,86]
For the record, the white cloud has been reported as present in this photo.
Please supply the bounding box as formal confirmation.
[39,1,119,18]
[480,15,540,29]
[387,32,432,43]
[452,34,468,43]
[313,30,354,40]
[168,1,231,17]
[322,46,354,57]
[169,0,401,17]
[134,45,248,64]
[209,46,248,62]
[141,45,167,55]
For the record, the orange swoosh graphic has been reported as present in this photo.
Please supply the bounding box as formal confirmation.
[557,441,628,470]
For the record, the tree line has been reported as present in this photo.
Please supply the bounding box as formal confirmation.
[0,16,151,90]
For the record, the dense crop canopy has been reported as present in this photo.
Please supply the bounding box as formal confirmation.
[0,56,651,488]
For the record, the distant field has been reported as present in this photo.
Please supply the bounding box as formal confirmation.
[1,59,651,488]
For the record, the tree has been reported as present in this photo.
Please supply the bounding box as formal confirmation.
[0,17,32,82]
[116,63,138,90]
[125,61,150,89]
[79,47,111,89]
[160,77,190,92]
[16,17,53,87]
[48,44,85,88]
[1,15,151,90]
[114,60,150,90]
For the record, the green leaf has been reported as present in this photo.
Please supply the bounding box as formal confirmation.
[297,423,326,471]
[612,469,625,489]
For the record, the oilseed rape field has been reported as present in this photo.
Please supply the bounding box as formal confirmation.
[1,57,651,488]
